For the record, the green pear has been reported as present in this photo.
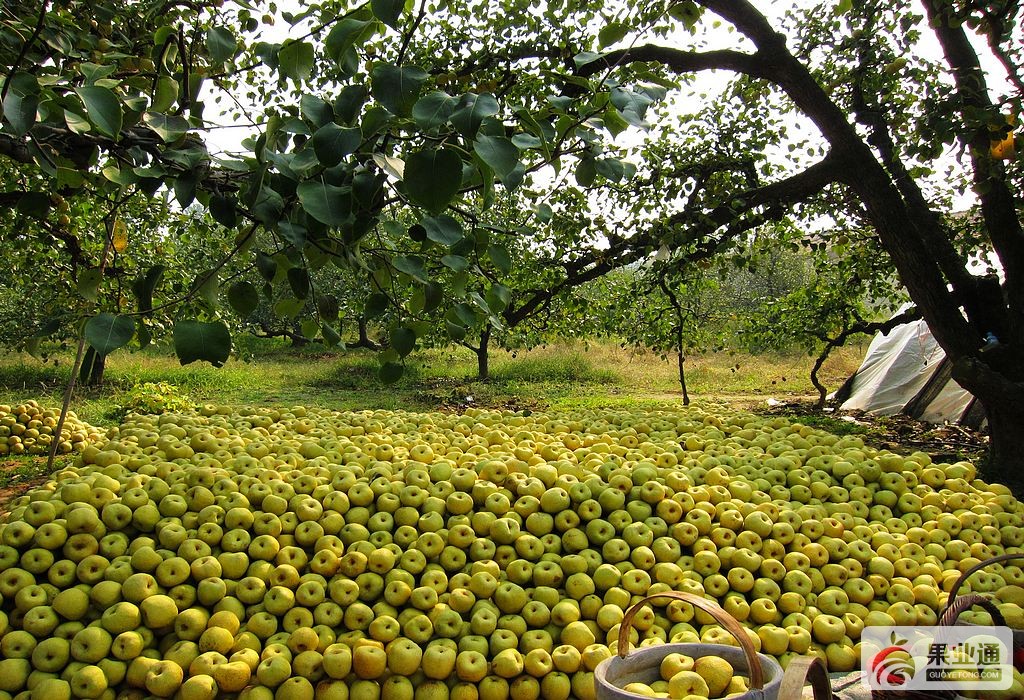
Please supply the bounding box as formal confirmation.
[178,674,218,700]
[30,677,71,700]
[69,664,107,699]
[275,676,315,700]
[144,659,184,697]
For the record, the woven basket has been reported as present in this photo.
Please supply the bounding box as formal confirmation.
[872,590,1007,700]
[594,591,808,700]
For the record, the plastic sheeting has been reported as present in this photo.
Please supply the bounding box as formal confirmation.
[839,317,976,424]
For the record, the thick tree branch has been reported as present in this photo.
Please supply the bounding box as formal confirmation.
[507,152,845,331]
[577,45,768,80]
[0,133,34,164]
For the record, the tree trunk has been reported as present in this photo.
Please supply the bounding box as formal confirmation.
[476,326,491,380]
[350,317,379,350]
[290,323,309,348]
[658,275,690,404]
[951,349,1024,488]
[706,2,1023,488]
[977,400,1024,495]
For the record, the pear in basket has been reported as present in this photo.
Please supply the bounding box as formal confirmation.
[667,670,710,698]
[725,676,750,695]
[693,656,734,697]
[660,653,695,679]
[621,682,662,697]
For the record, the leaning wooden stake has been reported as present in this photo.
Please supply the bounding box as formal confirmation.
[45,334,87,472]
[46,214,118,472]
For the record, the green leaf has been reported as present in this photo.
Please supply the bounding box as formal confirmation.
[301,94,334,127]
[610,87,653,121]
[335,84,369,124]
[278,222,307,249]
[453,303,478,326]
[77,268,102,302]
[85,313,135,355]
[451,93,498,135]
[441,255,470,272]
[474,135,519,178]
[102,164,139,186]
[210,194,238,228]
[486,283,512,312]
[256,252,278,282]
[3,72,38,130]
[152,76,178,113]
[598,21,629,48]
[288,268,310,299]
[321,323,343,347]
[143,112,190,142]
[595,157,626,183]
[75,86,123,138]
[404,148,463,213]
[446,321,467,341]
[576,156,597,187]
[300,319,319,340]
[603,106,630,137]
[371,63,428,117]
[390,326,416,357]
[364,292,390,319]
[421,215,463,246]
[2,92,37,135]
[193,269,219,310]
[371,0,404,27]
[228,281,260,317]
[379,361,404,384]
[32,317,63,339]
[393,255,428,282]
[667,1,702,28]
[132,265,165,315]
[174,173,197,208]
[174,320,232,367]
[64,110,91,135]
[317,294,340,321]
[573,51,604,68]
[311,123,361,166]
[412,91,457,130]
[278,40,315,82]
[207,27,237,63]
[275,298,304,318]
[487,244,513,273]
[297,180,352,227]
[325,19,373,66]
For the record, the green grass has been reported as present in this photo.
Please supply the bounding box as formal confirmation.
[0,338,869,426]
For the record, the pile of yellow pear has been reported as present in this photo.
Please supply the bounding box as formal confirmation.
[0,401,105,456]
[0,402,1021,700]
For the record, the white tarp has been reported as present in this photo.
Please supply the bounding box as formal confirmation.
[838,316,979,424]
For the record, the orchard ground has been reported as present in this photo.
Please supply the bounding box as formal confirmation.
[0,339,988,506]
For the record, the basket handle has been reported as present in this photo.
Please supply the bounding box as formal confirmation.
[778,655,832,700]
[617,590,764,690]
[942,553,1024,616]
[938,592,1007,628]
